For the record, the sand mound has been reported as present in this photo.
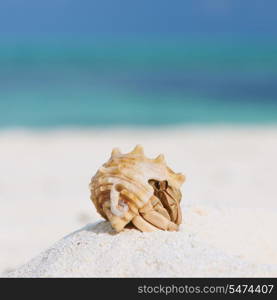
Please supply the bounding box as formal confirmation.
[7,215,277,277]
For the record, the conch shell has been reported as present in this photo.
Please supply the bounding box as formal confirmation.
[89,145,185,232]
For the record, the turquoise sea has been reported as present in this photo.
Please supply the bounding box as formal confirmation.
[1,38,277,128]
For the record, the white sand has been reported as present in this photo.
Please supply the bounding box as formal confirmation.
[7,219,277,278]
[1,126,277,277]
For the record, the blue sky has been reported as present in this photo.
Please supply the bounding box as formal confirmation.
[0,0,276,38]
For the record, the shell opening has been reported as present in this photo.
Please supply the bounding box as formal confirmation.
[148,179,168,191]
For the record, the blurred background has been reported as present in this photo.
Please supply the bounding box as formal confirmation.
[1,0,277,276]
[1,0,277,127]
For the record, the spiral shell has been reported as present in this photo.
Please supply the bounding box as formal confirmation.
[89,145,185,232]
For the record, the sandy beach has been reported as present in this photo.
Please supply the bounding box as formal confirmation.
[1,126,277,276]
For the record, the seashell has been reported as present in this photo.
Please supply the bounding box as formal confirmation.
[89,145,185,232]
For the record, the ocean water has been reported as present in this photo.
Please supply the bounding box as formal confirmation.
[1,39,277,128]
